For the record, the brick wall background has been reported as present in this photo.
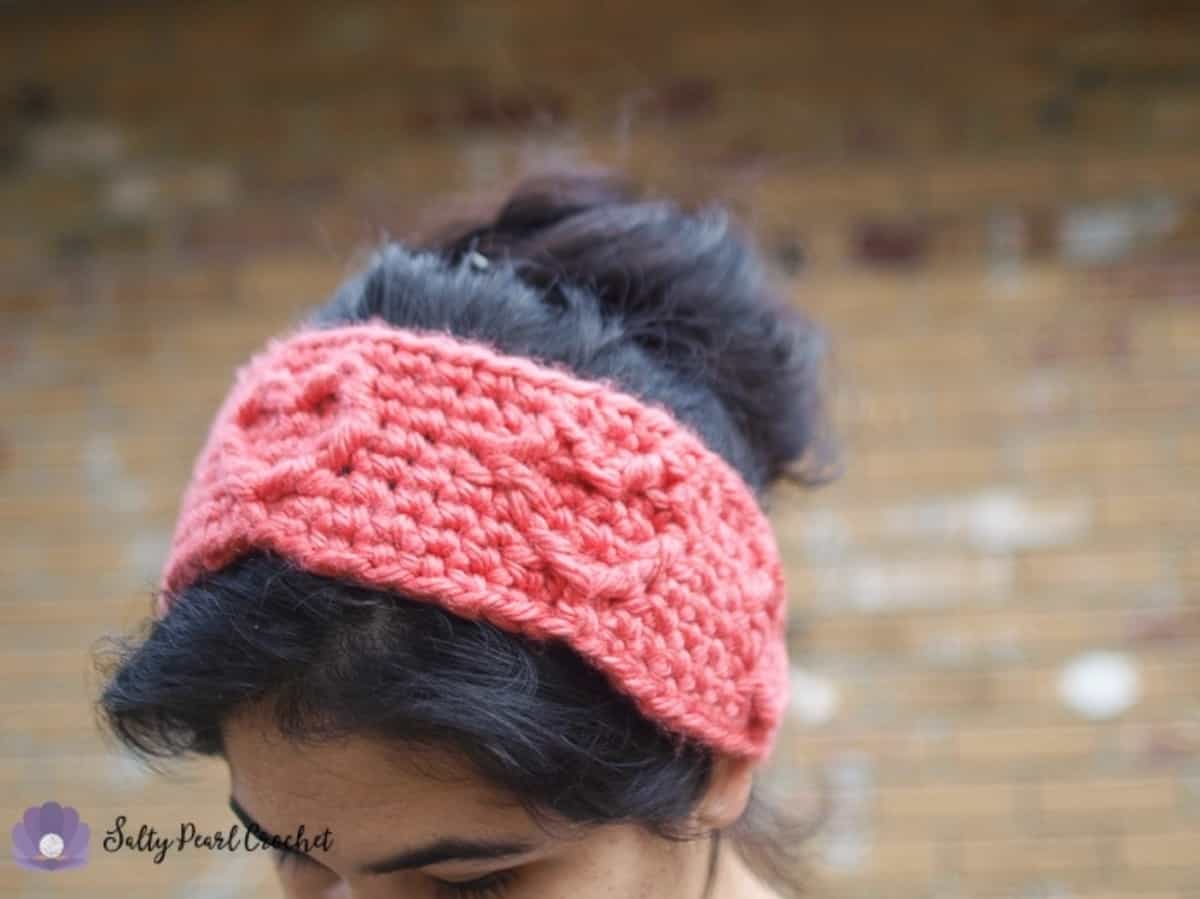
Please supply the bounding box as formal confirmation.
[2,2,1198,897]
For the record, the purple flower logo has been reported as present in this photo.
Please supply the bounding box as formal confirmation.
[11,801,90,871]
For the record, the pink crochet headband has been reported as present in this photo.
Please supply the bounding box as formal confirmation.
[157,316,790,760]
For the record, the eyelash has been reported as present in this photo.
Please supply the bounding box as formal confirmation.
[434,868,518,898]
[273,847,518,898]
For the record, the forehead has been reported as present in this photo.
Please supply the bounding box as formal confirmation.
[221,702,535,857]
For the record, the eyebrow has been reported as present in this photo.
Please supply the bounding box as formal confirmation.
[228,797,539,875]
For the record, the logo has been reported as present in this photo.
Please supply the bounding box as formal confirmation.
[10,801,90,871]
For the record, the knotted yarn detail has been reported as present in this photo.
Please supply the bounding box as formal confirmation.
[157,316,791,760]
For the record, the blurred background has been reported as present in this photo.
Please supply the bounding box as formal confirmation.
[2,1,1198,897]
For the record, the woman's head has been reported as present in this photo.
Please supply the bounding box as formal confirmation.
[96,170,839,898]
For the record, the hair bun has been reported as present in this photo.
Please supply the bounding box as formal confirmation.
[437,170,840,493]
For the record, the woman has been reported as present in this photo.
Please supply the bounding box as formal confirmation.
[96,170,839,898]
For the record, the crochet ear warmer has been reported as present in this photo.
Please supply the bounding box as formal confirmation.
[156,316,790,760]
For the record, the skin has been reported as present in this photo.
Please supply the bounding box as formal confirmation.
[222,700,783,899]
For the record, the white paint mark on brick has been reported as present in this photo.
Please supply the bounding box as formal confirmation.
[106,750,150,789]
[82,431,169,584]
[110,162,239,219]
[1060,194,1181,264]
[818,750,875,872]
[816,554,1013,611]
[799,507,853,561]
[126,528,172,587]
[917,627,1027,666]
[26,120,127,170]
[82,431,147,518]
[108,169,162,220]
[788,666,840,725]
[1057,650,1141,720]
[880,488,1091,552]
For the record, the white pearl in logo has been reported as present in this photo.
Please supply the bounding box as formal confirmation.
[788,667,840,725]
[39,833,65,859]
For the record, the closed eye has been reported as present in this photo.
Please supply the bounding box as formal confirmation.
[274,847,519,898]
[432,868,519,898]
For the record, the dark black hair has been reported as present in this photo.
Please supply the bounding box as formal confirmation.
[94,169,840,898]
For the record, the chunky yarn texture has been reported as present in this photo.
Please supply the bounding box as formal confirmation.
[157,317,790,760]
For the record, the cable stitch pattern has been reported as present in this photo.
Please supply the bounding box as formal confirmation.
[158,316,790,759]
